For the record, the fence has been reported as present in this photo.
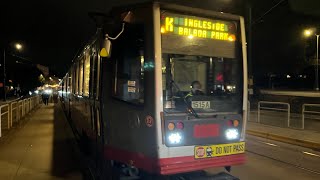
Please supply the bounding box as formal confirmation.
[0,95,41,137]
[302,104,320,130]
[258,101,291,127]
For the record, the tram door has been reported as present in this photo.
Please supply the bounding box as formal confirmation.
[89,45,104,170]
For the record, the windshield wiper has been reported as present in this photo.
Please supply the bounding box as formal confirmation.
[184,99,199,118]
[170,80,199,118]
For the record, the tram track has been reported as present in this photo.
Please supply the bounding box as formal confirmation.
[246,150,320,175]
[245,134,320,176]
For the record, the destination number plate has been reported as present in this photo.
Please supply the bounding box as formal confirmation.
[191,101,210,109]
[194,142,245,159]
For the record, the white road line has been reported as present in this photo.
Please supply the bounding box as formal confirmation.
[302,151,320,158]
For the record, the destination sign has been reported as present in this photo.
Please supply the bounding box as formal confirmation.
[161,12,236,41]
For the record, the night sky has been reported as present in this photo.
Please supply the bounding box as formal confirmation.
[2,0,320,90]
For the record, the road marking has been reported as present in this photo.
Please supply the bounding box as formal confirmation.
[302,151,320,158]
[263,142,278,147]
[257,140,278,147]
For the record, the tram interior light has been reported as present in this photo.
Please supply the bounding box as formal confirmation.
[168,133,182,144]
[225,129,239,140]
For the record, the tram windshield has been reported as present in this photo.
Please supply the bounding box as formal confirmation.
[160,10,243,114]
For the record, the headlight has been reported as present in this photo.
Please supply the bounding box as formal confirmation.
[168,133,182,144]
[225,129,239,140]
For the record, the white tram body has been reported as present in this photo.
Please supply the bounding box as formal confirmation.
[60,2,248,176]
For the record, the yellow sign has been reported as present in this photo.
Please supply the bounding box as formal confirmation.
[161,13,236,41]
[194,142,245,159]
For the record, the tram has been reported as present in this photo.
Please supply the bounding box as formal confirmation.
[60,1,248,179]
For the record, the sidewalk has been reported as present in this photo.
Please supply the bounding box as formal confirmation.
[246,121,320,151]
[0,103,85,180]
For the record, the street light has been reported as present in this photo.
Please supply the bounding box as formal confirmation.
[304,29,319,91]
[15,43,23,50]
[3,42,23,101]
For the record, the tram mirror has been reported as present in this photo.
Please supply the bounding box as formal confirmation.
[100,36,111,58]
[121,11,133,23]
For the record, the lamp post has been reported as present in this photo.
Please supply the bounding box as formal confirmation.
[3,43,23,101]
[304,29,319,91]
[316,34,319,91]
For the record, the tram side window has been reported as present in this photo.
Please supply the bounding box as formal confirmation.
[75,63,79,94]
[89,44,100,100]
[83,50,90,96]
[68,69,72,93]
[79,58,84,95]
[112,24,145,105]
[64,76,67,93]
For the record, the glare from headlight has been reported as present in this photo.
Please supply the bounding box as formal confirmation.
[168,133,182,144]
[225,129,239,140]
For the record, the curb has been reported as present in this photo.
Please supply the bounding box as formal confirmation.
[246,129,320,151]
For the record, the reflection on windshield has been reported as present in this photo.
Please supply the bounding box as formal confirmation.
[162,54,242,114]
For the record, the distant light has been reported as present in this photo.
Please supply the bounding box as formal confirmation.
[188,35,194,39]
[287,75,291,78]
[44,89,52,94]
[304,29,312,37]
[34,90,39,94]
[220,11,224,14]
[15,43,22,50]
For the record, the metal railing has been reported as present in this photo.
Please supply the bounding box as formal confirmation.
[0,95,41,137]
[247,101,251,122]
[302,103,320,130]
[0,104,9,137]
[258,101,291,127]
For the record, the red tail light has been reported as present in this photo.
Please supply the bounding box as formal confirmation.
[176,122,184,130]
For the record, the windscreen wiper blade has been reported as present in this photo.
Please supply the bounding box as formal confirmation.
[170,80,199,118]
[183,98,199,118]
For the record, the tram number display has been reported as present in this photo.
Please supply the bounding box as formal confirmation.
[192,101,210,109]
[194,142,245,159]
